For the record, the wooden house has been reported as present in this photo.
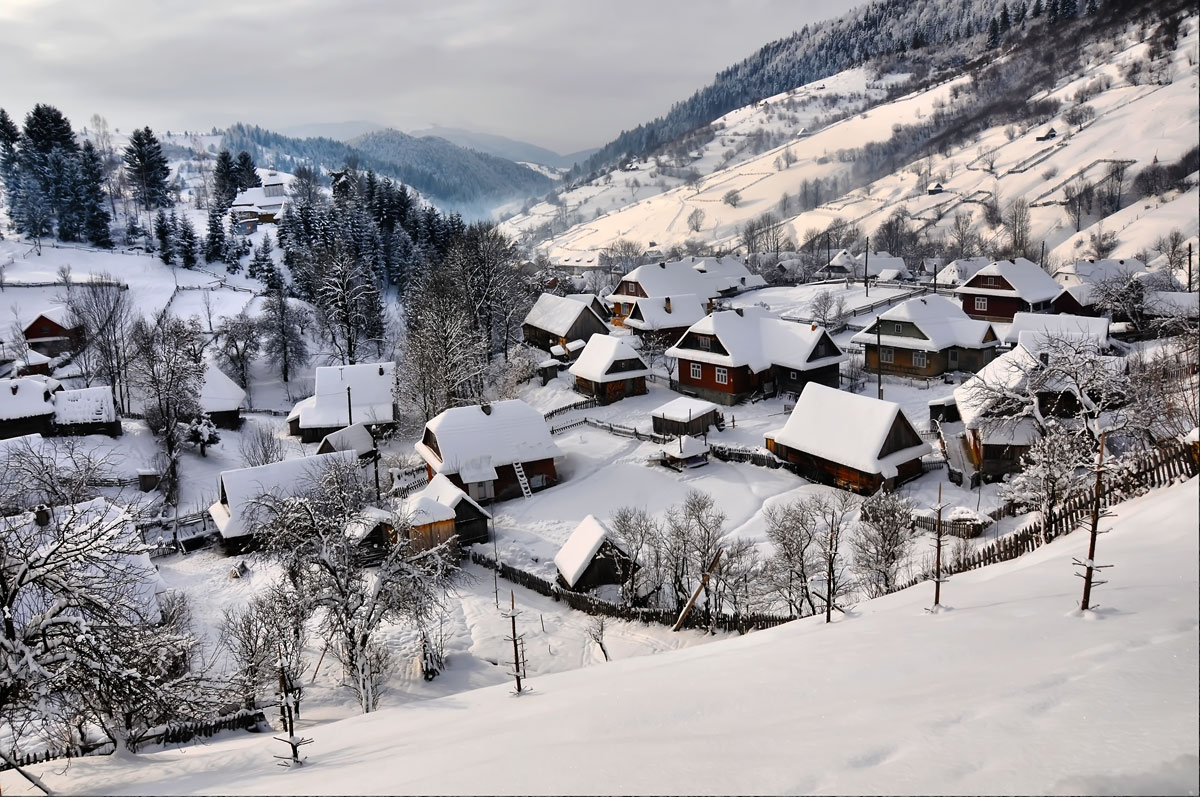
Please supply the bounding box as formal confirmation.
[814,250,909,281]
[402,473,491,548]
[765,382,930,494]
[415,400,562,504]
[564,293,612,320]
[0,377,60,440]
[1000,312,1112,352]
[316,422,377,460]
[288,362,397,443]
[53,386,121,437]
[522,293,609,353]
[13,350,53,377]
[955,259,1061,322]
[22,307,79,356]
[606,256,764,325]
[934,257,991,288]
[208,451,358,553]
[199,363,246,430]
[621,294,708,345]
[666,307,845,405]
[567,334,649,404]
[230,172,288,224]
[1050,258,1151,316]
[344,507,400,562]
[651,396,721,437]
[850,295,998,377]
[554,514,633,592]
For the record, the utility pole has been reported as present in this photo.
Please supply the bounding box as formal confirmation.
[864,237,870,298]
[876,316,883,400]
[503,591,527,694]
[1076,435,1113,611]
[1188,243,1193,293]
[929,483,948,611]
[345,385,353,426]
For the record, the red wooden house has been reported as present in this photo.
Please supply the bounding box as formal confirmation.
[23,307,80,356]
[666,307,845,405]
[954,259,1062,322]
[567,334,649,404]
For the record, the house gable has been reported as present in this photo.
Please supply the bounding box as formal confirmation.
[963,273,1015,293]
[878,413,925,460]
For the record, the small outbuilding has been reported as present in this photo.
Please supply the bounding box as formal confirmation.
[765,382,930,494]
[53,386,121,437]
[199,363,247,429]
[568,334,649,404]
[554,514,633,592]
[22,307,80,356]
[404,473,492,547]
[522,293,609,353]
[0,377,59,440]
[659,435,710,470]
[651,396,721,437]
[316,422,377,460]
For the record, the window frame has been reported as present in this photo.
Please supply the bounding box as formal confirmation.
[912,350,928,369]
[974,297,988,312]
[690,362,702,380]
[880,347,894,364]
[715,366,729,385]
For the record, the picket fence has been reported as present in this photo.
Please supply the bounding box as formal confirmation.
[886,442,1197,596]
[469,551,795,634]
[0,710,267,772]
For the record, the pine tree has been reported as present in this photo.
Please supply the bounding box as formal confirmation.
[0,107,19,193]
[154,209,174,265]
[999,3,1012,32]
[204,205,226,262]
[1085,0,1098,13]
[986,17,1001,47]
[21,103,77,155]
[1032,0,1043,17]
[1060,0,1077,17]
[249,231,274,280]
[122,126,171,211]
[1047,0,1060,22]
[79,141,113,248]
[234,150,261,190]
[212,149,238,209]
[176,215,198,268]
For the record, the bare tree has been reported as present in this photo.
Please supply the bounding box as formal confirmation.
[609,506,663,607]
[215,312,262,396]
[1064,179,1094,232]
[811,492,859,623]
[586,616,610,662]
[603,238,647,274]
[809,289,847,329]
[1085,224,1119,260]
[667,490,728,627]
[850,491,916,598]
[686,207,706,233]
[313,245,384,365]
[1004,198,1034,260]
[239,421,287,468]
[999,422,1094,542]
[220,600,275,709]
[722,189,742,207]
[948,211,982,260]
[64,278,134,409]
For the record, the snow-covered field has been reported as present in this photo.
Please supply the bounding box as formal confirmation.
[5,474,1195,796]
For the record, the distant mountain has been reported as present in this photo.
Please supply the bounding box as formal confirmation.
[279,120,387,141]
[221,124,554,216]
[409,125,596,170]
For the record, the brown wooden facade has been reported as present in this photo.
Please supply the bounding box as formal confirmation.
[676,357,839,406]
[424,455,559,505]
[558,539,634,593]
[522,311,609,353]
[863,343,996,378]
[959,274,1054,322]
[0,413,55,440]
[23,315,80,356]
[573,374,647,404]
[765,413,926,494]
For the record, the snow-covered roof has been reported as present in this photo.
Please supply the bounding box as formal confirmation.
[1147,291,1200,319]
[623,294,708,332]
[416,400,562,479]
[345,506,399,544]
[956,259,1061,303]
[401,496,456,527]
[555,514,621,589]
[16,350,52,367]
[0,377,57,421]
[666,308,846,372]
[851,295,997,352]
[935,257,991,286]
[652,396,719,423]
[199,363,246,414]
[665,436,710,458]
[24,305,72,332]
[406,472,490,519]
[524,294,604,337]
[318,423,376,457]
[817,250,908,278]
[0,432,45,459]
[296,362,396,429]
[1184,427,1199,445]
[53,386,116,425]
[1001,312,1110,348]
[210,451,358,539]
[231,185,288,214]
[568,334,649,383]
[613,257,763,302]
[1053,258,1147,287]
[564,294,608,313]
[767,382,930,478]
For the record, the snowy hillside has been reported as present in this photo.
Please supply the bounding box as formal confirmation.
[4,476,1195,795]
[507,12,1200,268]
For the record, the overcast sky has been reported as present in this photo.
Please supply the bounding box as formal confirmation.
[0,0,860,154]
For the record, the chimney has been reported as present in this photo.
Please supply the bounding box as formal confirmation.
[34,505,51,527]
[734,308,744,317]
[664,297,672,314]
[811,323,817,331]
[481,403,492,416]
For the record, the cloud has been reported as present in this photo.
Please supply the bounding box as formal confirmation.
[0,0,859,153]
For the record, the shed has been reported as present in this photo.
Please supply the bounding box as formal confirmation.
[53,386,121,437]
[651,396,721,437]
[199,363,247,429]
[567,334,649,404]
[554,514,633,592]
[22,306,79,356]
[660,435,710,470]
[316,422,377,459]
[404,473,492,547]
[765,382,930,494]
[0,377,58,439]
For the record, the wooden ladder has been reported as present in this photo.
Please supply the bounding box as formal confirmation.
[512,461,533,499]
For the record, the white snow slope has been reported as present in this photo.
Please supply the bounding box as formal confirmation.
[7,477,1196,796]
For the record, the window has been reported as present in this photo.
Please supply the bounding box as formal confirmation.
[912,351,927,368]
[697,336,712,351]
[715,367,729,385]
[975,297,988,312]
[690,362,702,380]
[985,276,996,286]
[894,323,903,334]
[264,184,285,198]
[880,347,894,364]
[948,349,959,367]
[789,370,798,380]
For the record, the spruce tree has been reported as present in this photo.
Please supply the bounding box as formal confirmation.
[212,149,238,209]
[986,17,1001,48]
[123,126,171,211]
[176,215,198,268]
[234,150,261,190]
[1047,0,1060,22]
[1085,0,1098,12]
[999,3,1011,32]
[79,141,113,248]
[249,231,273,280]
[1032,0,1043,17]
[1060,0,1077,16]
[204,205,226,262]
[154,209,174,265]
[22,104,77,155]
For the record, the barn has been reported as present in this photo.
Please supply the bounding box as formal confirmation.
[554,514,633,592]
[415,400,562,504]
[404,473,492,547]
[765,382,930,494]
[568,334,649,404]
[199,363,247,430]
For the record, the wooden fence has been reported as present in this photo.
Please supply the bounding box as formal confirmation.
[709,442,785,470]
[542,397,598,420]
[886,442,1197,595]
[0,710,267,772]
[469,551,795,634]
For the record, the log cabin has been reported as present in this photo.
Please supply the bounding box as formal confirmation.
[765,382,930,494]
[850,295,999,377]
[22,307,80,356]
[415,400,562,505]
[554,514,633,592]
[666,307,845,405]
[522,293,609,353]
[567,334,649,404]
[955,259,1062,322]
